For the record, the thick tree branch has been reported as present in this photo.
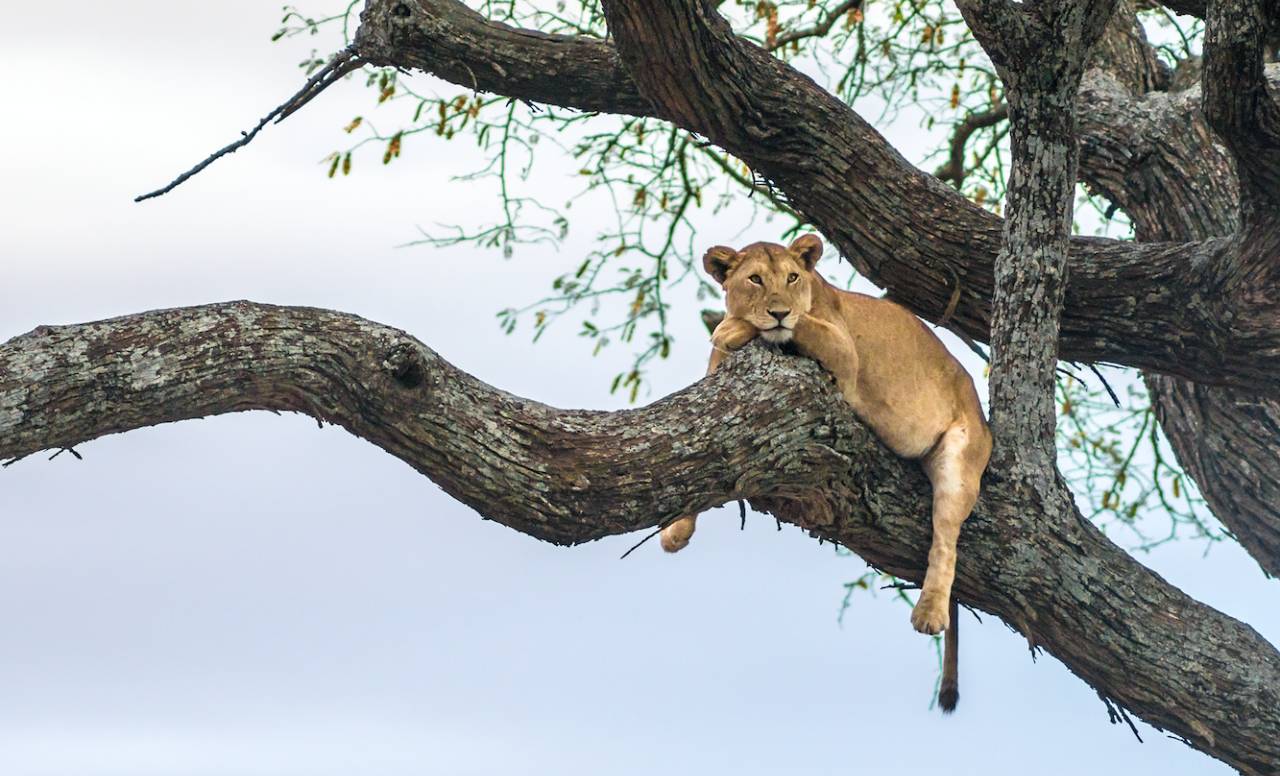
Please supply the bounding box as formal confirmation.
[1090,2,1172,93]
[1151,379,1280,575]
[1078,70,1241,240]
[1203,0,1280,218]
[348,0,1280,392]
[353,0,651,116]
[1078,8,1280,577]
[1,302,1278,773]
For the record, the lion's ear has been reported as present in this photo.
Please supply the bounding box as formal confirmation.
[703,245,740,284]
[790,234,823,270]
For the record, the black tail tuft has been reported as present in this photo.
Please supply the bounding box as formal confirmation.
[939,596,960,713]
[938,683,959,713]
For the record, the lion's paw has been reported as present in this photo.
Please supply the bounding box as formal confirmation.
[910,591,950,635]
[660,518,696,553]
[710,317,758,353]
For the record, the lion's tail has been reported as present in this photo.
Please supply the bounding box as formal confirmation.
[938,596,960,713]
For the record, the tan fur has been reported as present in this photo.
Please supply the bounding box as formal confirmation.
[662,235,991,708]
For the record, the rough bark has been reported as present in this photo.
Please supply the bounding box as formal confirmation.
[353,0,652,117]
[936,15,1119,686]
[352,0,1280,393]
[955,0,1115,463]
[1077,6,1280,577]
[1203,0,1280,219]
[2,303,1279,773]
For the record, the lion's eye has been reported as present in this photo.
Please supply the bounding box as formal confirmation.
[748,274,763,285]
[787,273,799,284]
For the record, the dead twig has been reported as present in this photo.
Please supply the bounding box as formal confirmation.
[619,523,666,559]
[1088,363,1122,407]
[135,48,364,202]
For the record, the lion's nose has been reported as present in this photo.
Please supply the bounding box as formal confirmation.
[769,309,791,324]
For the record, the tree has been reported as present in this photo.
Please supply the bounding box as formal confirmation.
[3,0,1279,772]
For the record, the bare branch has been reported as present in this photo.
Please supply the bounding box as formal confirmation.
[769,0,863,50]
[934,103,1009,186]
[955,0,1118,458]
[134,48,364,202]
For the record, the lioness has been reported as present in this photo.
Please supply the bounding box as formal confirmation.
[662,234,991,711]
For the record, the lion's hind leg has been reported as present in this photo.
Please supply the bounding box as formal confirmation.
[660,515,697,552]
[911,421,986,635]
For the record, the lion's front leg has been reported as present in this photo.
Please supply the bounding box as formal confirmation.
[708,316,759,371]
[791,313,860,401]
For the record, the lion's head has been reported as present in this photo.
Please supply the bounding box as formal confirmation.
[703,234,824,344]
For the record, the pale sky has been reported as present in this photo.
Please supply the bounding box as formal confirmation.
[1,2,1275,775]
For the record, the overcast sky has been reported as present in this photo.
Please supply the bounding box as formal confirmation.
[1,2,1275,775]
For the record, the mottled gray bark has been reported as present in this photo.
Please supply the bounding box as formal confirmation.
[2,303,1279,773]
[1203,0,1280,219]
[353,0,1280,392]
[1077,4,1280,577]
[955,0,1114,463]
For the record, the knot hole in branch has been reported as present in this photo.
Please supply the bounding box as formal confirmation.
[383,342,426,388]
[391,2,411,18]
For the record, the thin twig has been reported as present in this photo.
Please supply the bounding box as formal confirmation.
[881,581,922,591]
[959,335,990,363]
[135,48,364,202]
[770,0,864,50]
[619,524,665,559]
[1088,363,1122,408]
[934,103,1009,187]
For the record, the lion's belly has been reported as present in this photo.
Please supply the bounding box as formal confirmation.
[847,378,955,460]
